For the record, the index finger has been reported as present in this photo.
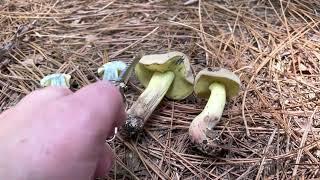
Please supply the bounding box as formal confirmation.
[64,81,126,140]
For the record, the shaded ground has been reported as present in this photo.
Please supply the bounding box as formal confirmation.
[0,0,320,179]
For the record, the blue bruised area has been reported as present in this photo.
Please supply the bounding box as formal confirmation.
[40,73,71,87]
[98,61,127,81]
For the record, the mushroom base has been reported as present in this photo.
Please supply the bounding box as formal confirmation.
[191,130,235,156]
[120,114,144,138]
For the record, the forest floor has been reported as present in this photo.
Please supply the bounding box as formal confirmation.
[0,0,320,179]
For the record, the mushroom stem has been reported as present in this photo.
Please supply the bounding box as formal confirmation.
[189,82,226,144]
[124,71,175,136]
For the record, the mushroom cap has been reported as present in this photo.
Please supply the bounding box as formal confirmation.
[135,51,194,100]
[194,68,240,99]
[98,61,127,81]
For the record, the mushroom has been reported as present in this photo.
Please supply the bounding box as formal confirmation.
[122,51,194,137]
[189,67,240,154]
[98,61,127,81]
[40,73,71,88]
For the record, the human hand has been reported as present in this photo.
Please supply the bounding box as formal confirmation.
[0,81,126,180]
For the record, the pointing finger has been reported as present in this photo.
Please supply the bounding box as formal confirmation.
[64,81,126,141]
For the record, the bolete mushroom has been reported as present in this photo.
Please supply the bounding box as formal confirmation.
[122,51,194,137]
[189,67,240,154]
[98,61,127,81]
[40,73,71,88]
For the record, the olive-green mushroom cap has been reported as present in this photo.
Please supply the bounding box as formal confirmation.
[194,68,240,99]
[135,51,194,100]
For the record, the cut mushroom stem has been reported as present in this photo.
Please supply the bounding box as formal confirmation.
[98,61,127,81]
[40,73,71,88]
[125,71,175,136]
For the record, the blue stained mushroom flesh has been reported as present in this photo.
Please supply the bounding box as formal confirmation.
[98,61,127,81]
[40,73,71,88]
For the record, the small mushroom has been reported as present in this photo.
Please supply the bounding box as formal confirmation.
[40,73,71,88]
[189,68,240,154]
[122,51,194,137]
[98,61,127,81]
